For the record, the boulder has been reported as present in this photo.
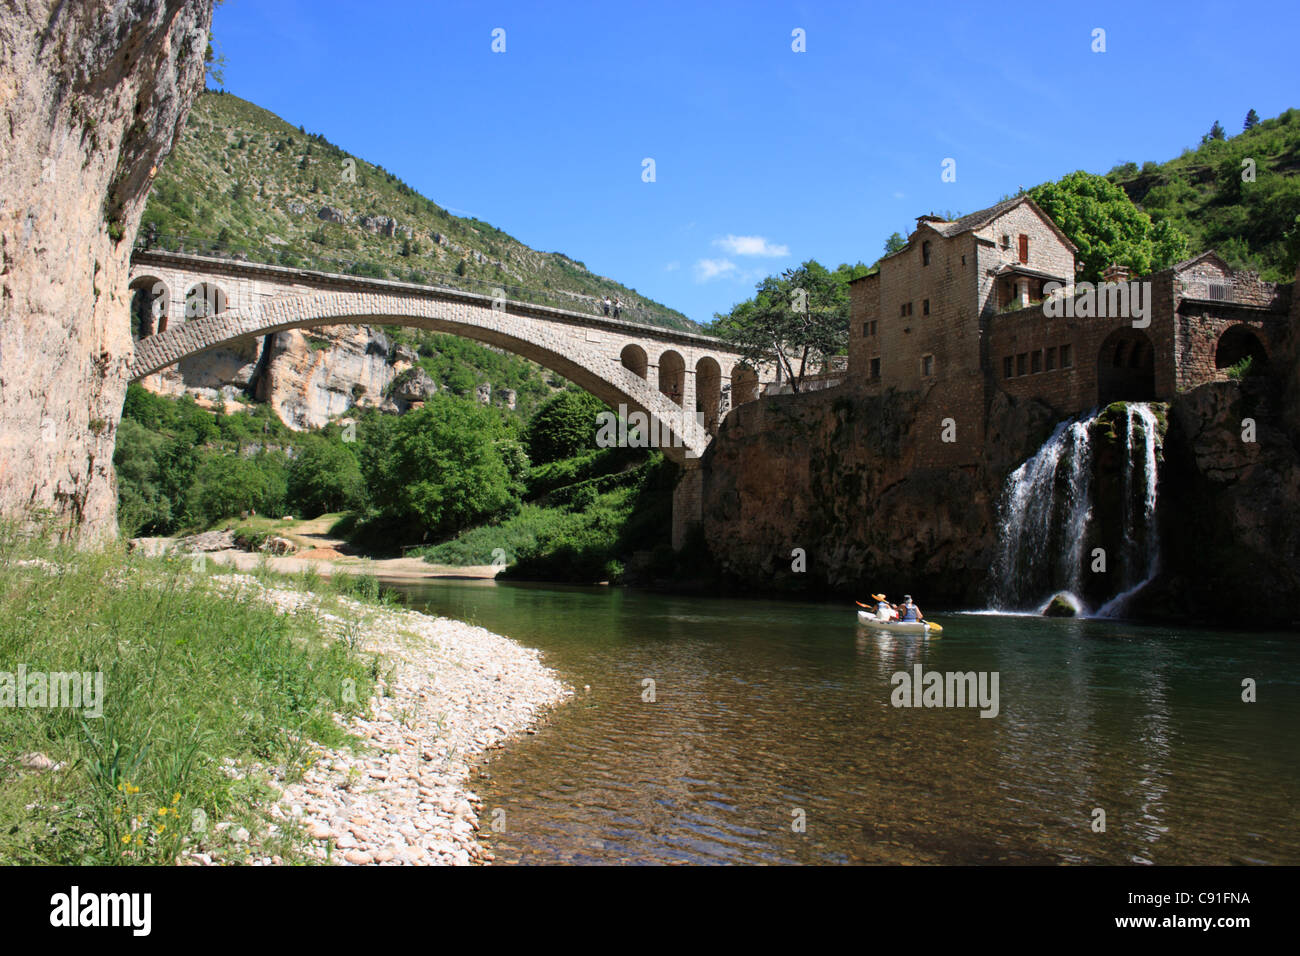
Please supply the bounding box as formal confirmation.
[1042,594,1078,617]
[394,368,439,403]
[317,205,348,224]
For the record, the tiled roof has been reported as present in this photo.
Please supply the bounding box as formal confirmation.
[924,196,1026,238]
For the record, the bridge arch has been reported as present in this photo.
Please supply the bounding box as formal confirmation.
[129,275,170,337]
[658,349,685,406]
[695,356,722,431]
[129,287,725,462]
[185,281,228,319]
[620,343,648,380]
[731,363,760,405]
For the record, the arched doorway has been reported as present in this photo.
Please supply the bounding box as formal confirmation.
[185,282,228,320]
[129,276,168,338]
[695,356,722,431]
[731,363,759,406]
[1215,324,1268,376]
[620,343,648,380]
[1097,328,1155,404]
[658,349,685,406]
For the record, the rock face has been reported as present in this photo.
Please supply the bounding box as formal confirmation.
[0,0,213,541]
[1154,375,1300,625]
[254,325,408,430]
[700,386,1057,606]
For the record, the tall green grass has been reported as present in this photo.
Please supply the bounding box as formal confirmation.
[0,530,375,865]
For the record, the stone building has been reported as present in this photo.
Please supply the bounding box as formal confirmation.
[848,196,1293,463]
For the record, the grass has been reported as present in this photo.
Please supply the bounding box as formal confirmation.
[0,527,378,865]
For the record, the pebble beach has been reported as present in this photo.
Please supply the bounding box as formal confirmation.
[197,573,571,865]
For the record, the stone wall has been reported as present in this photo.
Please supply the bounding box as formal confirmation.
[0,0,213,541]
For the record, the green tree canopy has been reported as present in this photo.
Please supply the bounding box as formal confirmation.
[707,259,866,391]
[1029,171,1189,281]
[288,437,365,517]
[523,388,608,465]
[374,396,527,539]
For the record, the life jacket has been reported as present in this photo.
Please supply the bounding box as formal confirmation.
[901,602,918,622]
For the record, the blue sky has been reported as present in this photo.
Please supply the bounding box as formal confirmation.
[210,0,1298,323]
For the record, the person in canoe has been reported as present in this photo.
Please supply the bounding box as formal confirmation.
[898,594,925,623]
[870,593,897,622]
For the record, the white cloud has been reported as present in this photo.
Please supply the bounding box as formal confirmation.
[712,234,789,257]
[664,260,681,272]
[695,258,737,281]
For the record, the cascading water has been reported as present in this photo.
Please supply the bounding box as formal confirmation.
[1095,404,1162,617]
[991,413,1097,610]
[991,402,1164,616]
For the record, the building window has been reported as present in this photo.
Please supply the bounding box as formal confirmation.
[1001,234,1011,249]
[1045,347,1056,371]
[1016,353,1027,376]
[1031,350,1042,374]
[922,299,930,316]
[870,357,881,380]
[1003,356,1013,379]
[870,320,877,336]
[961,254,966,266]
[900,303,906,317]
[1018,234,1029,264]
[862,322,870,337]
[1060,344,1073,368]
[922,241,932,266]
[921,354,934,377]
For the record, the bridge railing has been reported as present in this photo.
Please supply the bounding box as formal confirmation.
[134,232,703,334]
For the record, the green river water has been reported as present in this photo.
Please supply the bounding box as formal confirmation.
[391,579,1299,865]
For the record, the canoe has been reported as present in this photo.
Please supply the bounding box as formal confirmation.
[857,610,943,636]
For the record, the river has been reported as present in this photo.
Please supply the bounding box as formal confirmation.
[389,578,1299,865]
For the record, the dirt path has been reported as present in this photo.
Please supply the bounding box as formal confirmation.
[134,532,500,582]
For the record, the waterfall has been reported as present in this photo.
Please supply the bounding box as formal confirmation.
[991,412,1097,610]
[1095,404,1162,618]
[991,402,1163,616]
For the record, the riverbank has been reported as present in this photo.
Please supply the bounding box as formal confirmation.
[223,571,571,864]
[0,536,569,865]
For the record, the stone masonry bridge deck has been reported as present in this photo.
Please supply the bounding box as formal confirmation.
[128,250,769,546]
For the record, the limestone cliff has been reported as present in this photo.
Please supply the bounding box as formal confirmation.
[0,0,213,540]
[254,325,412,429]
[700,386,1058,606]
[1154,355,1300,626]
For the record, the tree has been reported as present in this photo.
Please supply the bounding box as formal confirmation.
[376,397,526,538]
[524,389,608,465]
[288,438,365,516]
[711,260,851,392]
[883,232,907,255]
[1245,109,1260,131]
[1029,171,1190,280]
[1202,120,1226,144]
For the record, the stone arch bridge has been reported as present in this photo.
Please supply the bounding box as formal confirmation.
[128,250,769,546]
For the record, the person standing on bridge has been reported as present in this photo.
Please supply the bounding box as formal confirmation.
[602,296,612,316]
